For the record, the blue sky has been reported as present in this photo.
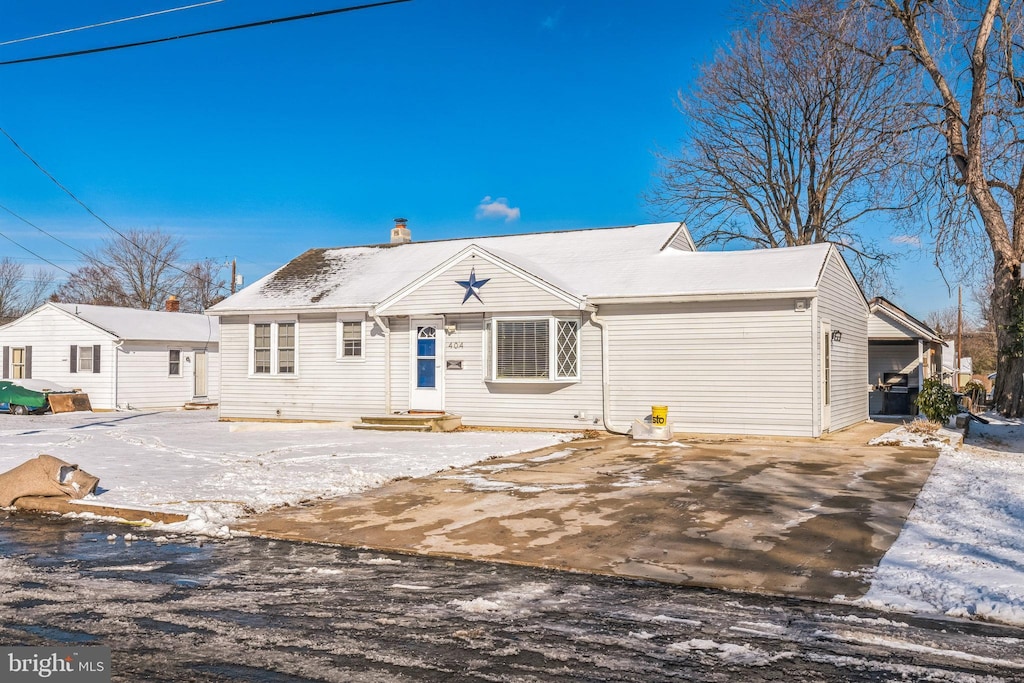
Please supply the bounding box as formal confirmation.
[0,0,961,316]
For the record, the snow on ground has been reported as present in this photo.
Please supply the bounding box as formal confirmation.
[857,415,1024,627]
[0,410,572,537]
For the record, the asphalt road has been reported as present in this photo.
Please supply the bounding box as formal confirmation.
[1,512,1023,682]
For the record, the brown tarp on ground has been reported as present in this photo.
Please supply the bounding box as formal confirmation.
[0,454,99,507]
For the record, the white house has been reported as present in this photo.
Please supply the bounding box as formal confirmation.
[868,297,944,416]
[206,221,868,437]
[0,301,219,410]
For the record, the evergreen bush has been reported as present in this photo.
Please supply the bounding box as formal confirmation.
[915,377,960,424]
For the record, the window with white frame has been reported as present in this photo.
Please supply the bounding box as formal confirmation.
[168,349,182,376]
[11,348,25,379]
[278,323,295,373]
[484,317,580,381]
[250,319,297,376]
[338,319,364,358]
[79,346,94,372]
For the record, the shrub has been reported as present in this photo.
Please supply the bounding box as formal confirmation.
[915,377,959,424]
[962,379,986,407]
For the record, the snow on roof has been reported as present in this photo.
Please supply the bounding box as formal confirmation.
[209,222,835,313]
[50,303,219,343]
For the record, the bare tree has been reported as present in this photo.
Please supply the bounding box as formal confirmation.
[53,229,185,310]
[832,0,1024,415]
[179,258,227,313]
[650,0,919,289]
[0,257,55,322]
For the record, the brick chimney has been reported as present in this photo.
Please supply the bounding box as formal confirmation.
[165,295,180,312]
[391,217,411,244]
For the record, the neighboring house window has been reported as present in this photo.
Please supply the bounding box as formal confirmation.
[485,317,580,381]
[250,319,297,376]
[169,349,182,376]
[69,345,99,374]
[10,348,25,379]
[339,319,363,358]
[79,346,94,372]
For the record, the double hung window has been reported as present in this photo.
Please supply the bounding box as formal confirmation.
[251,319,297,376]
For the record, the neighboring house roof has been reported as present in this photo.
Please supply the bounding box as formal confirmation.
[868,297,943,343]
[209,222,843,314]
[45,303,219,343]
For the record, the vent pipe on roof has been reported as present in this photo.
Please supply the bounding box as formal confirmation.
[391,217,411,244]
[165,295,180,313]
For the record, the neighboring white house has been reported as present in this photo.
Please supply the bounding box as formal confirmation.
[0,301,220,410]
[868,297,944,416]
[206,221,869,437]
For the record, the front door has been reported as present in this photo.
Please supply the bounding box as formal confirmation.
[410,318,444,411]
[821,323,832,433]
[193,350,208,399]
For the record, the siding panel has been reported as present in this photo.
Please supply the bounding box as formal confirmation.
[816,250,870,432]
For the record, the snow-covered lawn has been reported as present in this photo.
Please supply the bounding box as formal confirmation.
[0,410,572,537]
[859,415,1024,627]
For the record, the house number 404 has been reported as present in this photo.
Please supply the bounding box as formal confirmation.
[447,342,464,350]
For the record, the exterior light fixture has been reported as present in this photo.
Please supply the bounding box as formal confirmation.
[831,330,842,343]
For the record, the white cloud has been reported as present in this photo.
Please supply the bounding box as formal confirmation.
[475,196,521,223]
[890,235,921,246]
[541,8,562,30]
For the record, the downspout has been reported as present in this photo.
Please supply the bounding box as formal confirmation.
[113,340,124,410]
[588,308,629,435]
[370,310,391,414]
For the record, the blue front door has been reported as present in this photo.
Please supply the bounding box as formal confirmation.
[411,319,444,410]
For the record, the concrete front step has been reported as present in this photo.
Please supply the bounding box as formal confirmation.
[356,413,462,433]
[353,423,432,432]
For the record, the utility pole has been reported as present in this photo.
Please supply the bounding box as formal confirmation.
[956,286,963,391]
[230,259,237,295]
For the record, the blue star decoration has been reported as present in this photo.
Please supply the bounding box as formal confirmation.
[455,267,490,304]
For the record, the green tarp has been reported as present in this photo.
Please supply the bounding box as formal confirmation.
[0,381,49,409]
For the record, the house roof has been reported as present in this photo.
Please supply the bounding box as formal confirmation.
[49,303,219,343]
[868,297,943,343]
[208,222,838,314]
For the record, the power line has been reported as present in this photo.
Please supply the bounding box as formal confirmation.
[0,0,412,67]
[0,125,227,295]
[0,218,77,277]
[0,202,94,261]
[0,1,224,48]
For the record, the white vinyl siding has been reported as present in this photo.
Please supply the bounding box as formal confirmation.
[219,313,388,421]
[602,300,816,437]
[0,304,219,410]
[815,249,869,433]
[383,257,576,315]
[118,342,221,409]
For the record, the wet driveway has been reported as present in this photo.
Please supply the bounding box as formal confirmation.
[242,422,937,599]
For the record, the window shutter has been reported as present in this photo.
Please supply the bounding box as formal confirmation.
[2,346,8,379]
[93,345,101,373]
[24,346,31,379]
[70,345,78,373]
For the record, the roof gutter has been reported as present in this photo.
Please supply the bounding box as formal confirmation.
[588,307,629,436]
[588,289,818,306]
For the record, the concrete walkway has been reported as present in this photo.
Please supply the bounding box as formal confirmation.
[241,421,938,600]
